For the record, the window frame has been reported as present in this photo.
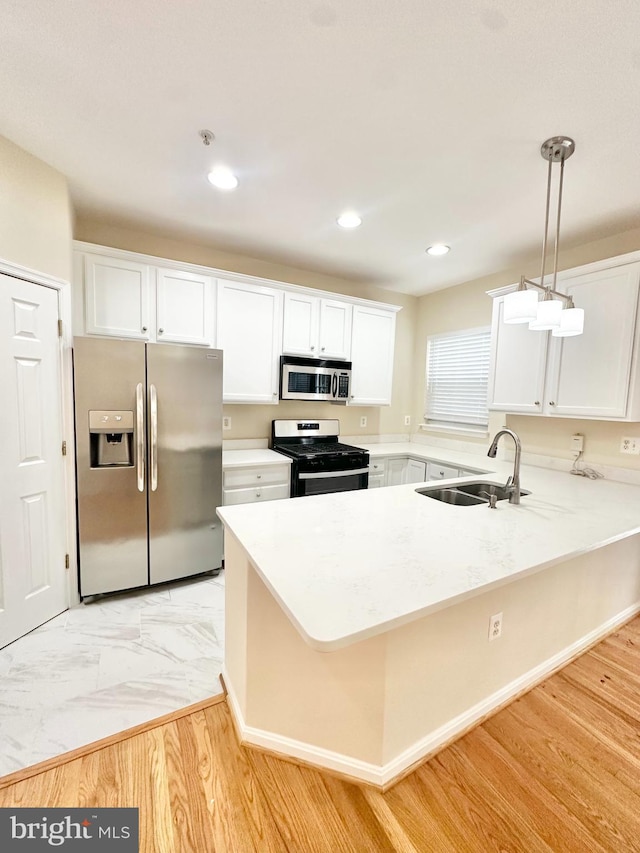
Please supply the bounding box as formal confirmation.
[423,325,492,435]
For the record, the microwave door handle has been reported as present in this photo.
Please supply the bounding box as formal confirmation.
[136,383,145,492]
[149,383,158,492]
[332,373,338,398]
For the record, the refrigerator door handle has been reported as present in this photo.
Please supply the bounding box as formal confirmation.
[136,382,145,492]
[149,383,158,492]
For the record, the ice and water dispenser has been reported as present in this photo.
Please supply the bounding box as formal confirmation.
[89,410,134,467]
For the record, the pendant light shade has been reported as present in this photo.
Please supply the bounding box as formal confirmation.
[529,297,563,330]
[503,288,539,324]
[552,306,584,337]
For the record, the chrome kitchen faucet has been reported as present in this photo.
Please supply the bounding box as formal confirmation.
[487,429,522,504]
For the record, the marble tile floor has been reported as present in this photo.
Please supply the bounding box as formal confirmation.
[0,572,225,779]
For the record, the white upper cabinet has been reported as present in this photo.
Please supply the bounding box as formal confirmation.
[84,253,152,340]
[488,257,640,420]
[488,294,547,414]
[75,242,401,407]
[81,251,213,346]
[544,264,640,418]
[350,305,397,406]
[282,292,352,360]
[156,268,214,346]
[217,279,283,404]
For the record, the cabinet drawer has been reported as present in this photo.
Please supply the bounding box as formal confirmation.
[369,459,386,475]
[223,484,290,505]
[426,462,459,480]
[224,464,290,490]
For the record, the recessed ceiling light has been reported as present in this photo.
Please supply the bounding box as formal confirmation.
[207,166,238,190]
[337,211,362,229]
[426,244,450,256]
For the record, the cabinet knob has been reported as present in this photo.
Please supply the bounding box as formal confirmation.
[321,346,325,351]
[256,491,261,498]
[534,401,540,406]
[158,328,164,334]
[373,464,378,469]
[549,401,555,406]
[141,326,148,332]
[257,474,262,479]
[310,345,315,351]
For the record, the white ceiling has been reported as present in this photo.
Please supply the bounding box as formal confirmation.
[3,1,640,295]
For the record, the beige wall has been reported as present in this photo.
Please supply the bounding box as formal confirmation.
[414,226,640,468]
[0,135,73,281]
[75,218,418,439]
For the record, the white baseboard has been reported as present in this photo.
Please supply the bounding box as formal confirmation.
[223,601,640,787]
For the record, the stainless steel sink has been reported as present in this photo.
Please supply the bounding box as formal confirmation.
[415,488,487,506]
[416,480,530,506]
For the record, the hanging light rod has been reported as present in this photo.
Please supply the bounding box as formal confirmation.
[503,136,584,337]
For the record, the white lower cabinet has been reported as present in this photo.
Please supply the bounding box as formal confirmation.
[405,459,427,483]
[368,458,386,488]
[368,455,466,487]
[217,280,283,404]
[426,461,461,481]
[386,457,407,486]
[223,464,290,505]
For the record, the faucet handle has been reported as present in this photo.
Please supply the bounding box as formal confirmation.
[488,494,497,509]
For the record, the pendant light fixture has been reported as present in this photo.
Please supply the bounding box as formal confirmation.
[503,136,584,336]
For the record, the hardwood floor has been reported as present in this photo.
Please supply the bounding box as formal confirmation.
[1,617,639,852]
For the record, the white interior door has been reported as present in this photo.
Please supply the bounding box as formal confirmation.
[0,274,68,648]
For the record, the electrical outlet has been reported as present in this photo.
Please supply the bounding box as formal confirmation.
[571,433,584,453]
[223,416,231,431]
[404,415,411,426]
[360,416,367,428]
[620,436,640,455]
[488,612,503,641]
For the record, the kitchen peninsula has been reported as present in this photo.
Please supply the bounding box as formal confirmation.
[217,446,640,787]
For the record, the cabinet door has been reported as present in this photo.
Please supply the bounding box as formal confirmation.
[350,305,396,405]
[545,264,640,418]
[282,292,319,356]
[488,294,546,413]
[386,457,406,486]
[217,280,283,404]
[156,268,214,346]
[405,459,427,484]
[84,253,152,340]
[319,300,352,359]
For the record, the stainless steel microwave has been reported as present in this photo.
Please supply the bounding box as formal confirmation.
[279,356,352,402]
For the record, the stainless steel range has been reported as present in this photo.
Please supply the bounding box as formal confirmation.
[271,419,369,497]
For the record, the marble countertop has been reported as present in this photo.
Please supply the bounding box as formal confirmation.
[217,442,640,652]
[222,448,291,469]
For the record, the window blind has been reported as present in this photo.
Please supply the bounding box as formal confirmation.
[425,327,491,428]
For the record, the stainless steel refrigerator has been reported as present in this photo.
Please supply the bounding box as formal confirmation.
[73,337,223,598]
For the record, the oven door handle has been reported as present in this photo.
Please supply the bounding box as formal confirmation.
[299,468,369,480]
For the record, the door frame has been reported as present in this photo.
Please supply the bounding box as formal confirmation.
[0,257,78,608]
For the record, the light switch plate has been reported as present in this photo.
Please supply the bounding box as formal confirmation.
[223,416,231,430]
